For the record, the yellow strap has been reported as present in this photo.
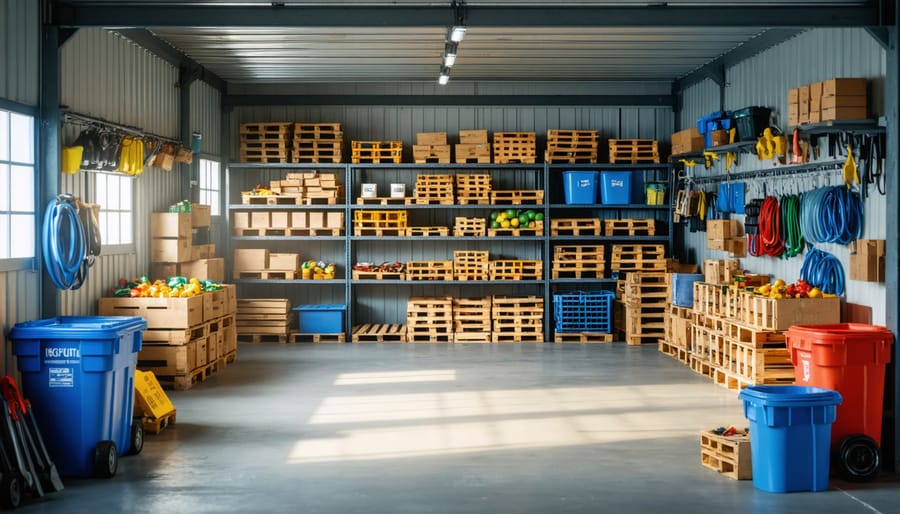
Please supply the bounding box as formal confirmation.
[698,191,707,221]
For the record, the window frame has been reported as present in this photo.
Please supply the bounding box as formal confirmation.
[197,155,222,217]
[93,170,136,256]
[0,99,38,273]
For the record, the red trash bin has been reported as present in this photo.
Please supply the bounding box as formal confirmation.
[786,323,893,482]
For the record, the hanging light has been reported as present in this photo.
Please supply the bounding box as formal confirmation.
[443,42,458,67]
[449,26,466,43]
[438,66,450,85]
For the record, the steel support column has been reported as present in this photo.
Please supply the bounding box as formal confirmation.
[39,23,61,317]
[179,67,196,204]
[886,21,900,475]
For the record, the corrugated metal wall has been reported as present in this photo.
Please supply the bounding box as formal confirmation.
[0,0,40,374]
[190,80,223,157]
[58,29,184,316]
[679,28,888,324]
[0,0,39,106]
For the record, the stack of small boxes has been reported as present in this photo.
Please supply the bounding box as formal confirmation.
[789,77,868,126]
[413,132,452,163]
[151,206,224,282]
[706,220,746,257]
[455,130,491,163]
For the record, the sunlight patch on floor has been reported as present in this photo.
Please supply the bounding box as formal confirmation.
[334,369,458,385]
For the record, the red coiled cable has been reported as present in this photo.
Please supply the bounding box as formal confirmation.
[758,196,784,257]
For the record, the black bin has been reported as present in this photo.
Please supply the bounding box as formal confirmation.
[733,107,772,142]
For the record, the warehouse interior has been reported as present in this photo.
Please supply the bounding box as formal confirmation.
[1,0,900,511]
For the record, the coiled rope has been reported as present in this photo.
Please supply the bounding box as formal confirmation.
[800,247,845,296]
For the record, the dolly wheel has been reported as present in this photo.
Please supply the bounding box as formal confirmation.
[0,471,23,509]
[836,434,880,482]
[93,441,118,479]
[129,422,144,456]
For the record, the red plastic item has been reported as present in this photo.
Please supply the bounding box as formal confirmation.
[786,323,893,445]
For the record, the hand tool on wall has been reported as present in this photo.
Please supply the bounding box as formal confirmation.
[843,139,859,188]
[703,151,720,169]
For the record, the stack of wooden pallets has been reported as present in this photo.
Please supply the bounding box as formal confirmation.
[235,298,293,343]
[489,260,543,281]
[492,132,537,164]
[240,122,291,163]
[291,123,343,163]
[623,272,668,345]
[406,260,454,281]
[608,139,660,164]
[492,296,543,343]
[353,210,408,236]
[351,140,403,164]
[453,250,490,281]
[610,244,666,273]
[552,245,605,279]
[453,217,486,237]
[455,174,492,204]
[406,296,453,342]
[545,129,599,163]
[413,174,454,204]
[452,297,492,343]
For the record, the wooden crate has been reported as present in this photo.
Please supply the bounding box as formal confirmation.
[416,132,448,146]
[493,132,537,164]
[604,219,656,236]
[489,260,543,281]
[739,295,841,331]
[412,174,454,204]
[236,298,292,342]
[453,250,490,280]
[453,217,486,237]
[353,210,408,236]
[489,190,544,205]
[552,245,605,279]
[455,143,492,164]
[351,140,403,164]
[554,332,614,343]
[455,174,492,204]
[700,430,752,480]
[405,261,454,281]
[611,244,666,272]
[608,139,660,164]
[452,297,492,333]
[352,323,408,343]
[459,129,489,144]
[292,122,342,140]
[487,220,543,237]
[99,296,204,329]
[405,226,450,237]
[550,218,602,236]
[412,144,451,164]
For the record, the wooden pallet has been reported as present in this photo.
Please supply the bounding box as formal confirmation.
[233,270,299,280]
[353,210,407,226]
[452,297,492,332]
[236,333,289,344]
[351,141,403,164]
[232,227,290,237]
[405,226,450,237]
[292,122,343,140]
[407,333,453,343]
[551,262,605,279]
[356,197,408,205]
[489,260,543,281]
[353,227,406,236]
[351,270,406,280]
[452,332,493,343]
[711,365,795,391]
[290,145,343,164]
[453,217,486,237]
[551,218,602,236]
[700,430,752,480]
[453,251,490,281]
[547,129,599,143]
[455,174,492,204]
[239,153,288,164]
[554,332,614,343]
[240,122,292,135]
[608,139,660,164]
[690,354,713,378]
[284,227,344,236]
[492,132,537,164]
[625,333,664,346]
[406,296,453,314]
[407,195,454,205]
[154,364,210,391]
[241,194,304,205]
[489,190,544,205]
[141,410,177,435]
[544,149,598,164]
[657,340,690,364]
[456,193,491,205]
[605,219,656,236]
[288,332,346,344]
[143,323,210,345]
[412,144,452,164]
[405,261,454,281]
[487,222,543,237]
[493,332,544,343]
[351,323,407,342]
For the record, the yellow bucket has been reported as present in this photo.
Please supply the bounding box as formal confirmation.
[61,146,84,174]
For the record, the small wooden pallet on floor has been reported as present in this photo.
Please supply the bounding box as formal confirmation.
[453,332,493,343]
[554,332,614,343]
[493,332,544,343]
[352,323,408,342]
[141,410,177,435]
[700,430,752,480]
[288,332,346,344]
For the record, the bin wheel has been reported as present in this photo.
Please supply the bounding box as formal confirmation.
[93,441,118,479]
[836,434,880,482]
[129,421,144,456]
[0,471,23,509]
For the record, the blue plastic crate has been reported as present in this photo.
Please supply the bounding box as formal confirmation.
[740,385,842,493]
[9,316,146,478]
[562,171,598,204]
[671,273,704,307]
[553,291,614,333]
[600,171,631,205]
[293,304,346,334]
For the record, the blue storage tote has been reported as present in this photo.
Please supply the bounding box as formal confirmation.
[600,171,631,205]
[9,316,146,478]
[739,385,842,493]
[671,273,704,308]
[553,291,615,333]
[294,304,346,333]
[562,171,598,204]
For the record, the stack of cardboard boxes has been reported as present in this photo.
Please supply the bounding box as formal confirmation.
[789,77,868,126]
[151,206,224,282]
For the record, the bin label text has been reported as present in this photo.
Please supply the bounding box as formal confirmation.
[48,367,74,388]
[45,347,80,359]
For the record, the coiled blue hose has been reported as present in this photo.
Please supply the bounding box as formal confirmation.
[42,195,87,290]
[800,247,845,296]
[799,186,863,245]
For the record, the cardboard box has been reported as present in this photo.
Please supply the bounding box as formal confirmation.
[822,95,867,109]
[707,238,728,251]
[809,107,821,124]
[671,127,705,155]
[726,238,747,258]
[799,85,810,105]
[190,243,215,261]
[269,253,300,270]
[291,212,308,228]
[416,132,447,146]
[151,262,178,280]
[191,204,211,228]
[822,107,868,121]
[309,212,325,228]
[707,220,743,240]
[233,212,250,228]
[181,258,225,282]
[809,81,823,101]
[151,213,192,239]
[787,88,799,104]
[270,211,290,229]
[326,211,344,229]
[823,78,867,97]
[459,129,489,144]
[221,284,237,315]
[850,239,885,282]
[251,212,270,228]
[233,248,268,271]
[151,237,191,263]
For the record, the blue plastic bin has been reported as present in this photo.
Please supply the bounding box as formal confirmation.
[600,171,631,205]
[562,171,598,204]
[553,291,615,333]
[294,304,346,334]
[739,385,842,493]
[671,273,704,307]
[8,316,146,478]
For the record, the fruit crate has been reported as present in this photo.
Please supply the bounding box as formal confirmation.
[738,294,841,331]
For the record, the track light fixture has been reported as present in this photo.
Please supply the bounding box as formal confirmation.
[449,26,467,43]
[439,1,466,85]
[439,66,450,85]
[443,42,458,67]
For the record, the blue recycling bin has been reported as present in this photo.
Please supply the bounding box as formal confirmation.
[739,385,842,493]
[9,316,146,478]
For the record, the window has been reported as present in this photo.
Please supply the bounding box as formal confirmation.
[96,173,133,247]
[0,109,36,260]
[198,158,221,215]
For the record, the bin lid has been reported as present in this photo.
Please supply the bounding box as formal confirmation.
[788,323,894,338]
[8,316,147,340]
[293,304,347,312]
[739,385,842,407]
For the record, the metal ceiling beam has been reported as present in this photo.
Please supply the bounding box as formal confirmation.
[55,4,880,29]
[674,28,803,92]
[117,29,226,91]
[223,94,675,108]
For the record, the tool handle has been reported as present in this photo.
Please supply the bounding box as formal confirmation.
[0,376,26,420]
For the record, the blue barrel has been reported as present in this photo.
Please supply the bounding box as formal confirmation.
[739,385,842,493]
[9,316,146,478]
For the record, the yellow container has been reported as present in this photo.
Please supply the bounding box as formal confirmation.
[61,146,84,174]
[134,369,176,420]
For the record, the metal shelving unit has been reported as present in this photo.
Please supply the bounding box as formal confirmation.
[227,161,674,341]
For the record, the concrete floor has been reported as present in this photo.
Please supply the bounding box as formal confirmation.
[23,343,900,513]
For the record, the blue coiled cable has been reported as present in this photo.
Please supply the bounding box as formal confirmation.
[42,195,87,290]
[800,186,863,245]
[800,247,845,296]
